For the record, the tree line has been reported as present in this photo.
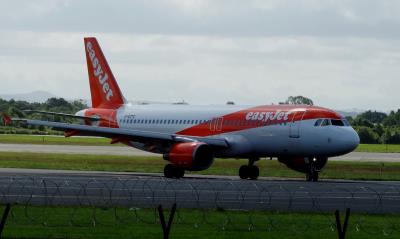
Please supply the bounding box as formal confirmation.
[0,98,87,135]
[347,110,400,144]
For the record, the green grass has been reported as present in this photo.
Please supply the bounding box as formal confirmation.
[0,152,399,181]
[1,134,400,153]
[0,134,117,146]
[2,205,399,239]
[355,144,400,153]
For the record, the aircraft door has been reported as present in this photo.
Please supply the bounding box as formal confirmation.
[210,117,223,132]
[289,110,306,138]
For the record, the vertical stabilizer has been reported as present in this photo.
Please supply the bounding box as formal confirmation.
[84,37,125,109]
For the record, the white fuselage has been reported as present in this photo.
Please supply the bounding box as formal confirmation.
[84,103,360,158]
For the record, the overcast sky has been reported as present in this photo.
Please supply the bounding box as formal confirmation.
[0,0,399,111]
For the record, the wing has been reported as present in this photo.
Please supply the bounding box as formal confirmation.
[17,118,229,148]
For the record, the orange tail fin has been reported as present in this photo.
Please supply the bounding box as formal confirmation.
[84,37,125,109]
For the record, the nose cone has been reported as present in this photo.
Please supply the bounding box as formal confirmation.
[337,127,359,155]
[347,128,360,152]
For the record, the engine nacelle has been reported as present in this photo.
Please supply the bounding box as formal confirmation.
[164,142,214,171]
[278,156,327,173]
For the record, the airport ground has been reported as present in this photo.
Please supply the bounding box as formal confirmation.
[0,143,400,180]
[0,150,400,180]
[1,169,400,239]
[1,134,400,153]
[0,135,400,238]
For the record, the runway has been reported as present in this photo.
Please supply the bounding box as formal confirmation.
[0,168,399,213]
[0,143,400,161]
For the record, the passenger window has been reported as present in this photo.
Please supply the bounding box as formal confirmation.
[331,119,345,126]
[342,119,350,126]
[314,119,322,126]
[321,119,331,126]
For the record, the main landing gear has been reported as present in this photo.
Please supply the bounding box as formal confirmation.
[239,157,259,180]
[164,164,185,179]
[306,160,319,182]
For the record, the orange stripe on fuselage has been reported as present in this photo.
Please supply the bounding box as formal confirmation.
[176,105,342,137]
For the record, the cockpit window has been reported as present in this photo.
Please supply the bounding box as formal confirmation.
[342,119,350,126]
[331,119,345,126]
[321,119,331,126]
[314,119,323,126]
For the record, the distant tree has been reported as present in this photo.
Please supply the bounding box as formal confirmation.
[352,118,374,128]
[45,98,71,109]
[373,124,384,137]
[285,96,314,105]
[356,126,380,144]
[355,110,387,124]
[383,110,400,127]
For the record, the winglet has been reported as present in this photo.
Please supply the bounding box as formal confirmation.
[1,113,11,126]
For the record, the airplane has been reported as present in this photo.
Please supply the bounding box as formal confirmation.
[3,37,360,182]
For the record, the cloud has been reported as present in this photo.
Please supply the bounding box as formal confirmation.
[1,0,400,38]
[1,30,399,110]
[0,1,399,111]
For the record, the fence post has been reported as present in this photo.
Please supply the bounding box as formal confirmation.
[335,208,350,239]
[0,204,11,238]
[158,203,177,239]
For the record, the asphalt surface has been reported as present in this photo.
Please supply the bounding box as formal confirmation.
[0,143,400,161]
[0,168,398,213]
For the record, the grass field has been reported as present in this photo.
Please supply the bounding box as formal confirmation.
[0,134,115,146]
[1,134,400,153]
[355,144,400,153]
[0,151,399,180]
[2,205,399,239]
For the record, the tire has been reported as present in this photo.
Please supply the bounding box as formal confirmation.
[175,167,185,178]
[249,165,259,180]
[239,165,249,179]
[164,164,174,178]
[312,172,319,182]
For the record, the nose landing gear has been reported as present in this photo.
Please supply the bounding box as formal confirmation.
[306,160,319,182]
[239,157,260,180]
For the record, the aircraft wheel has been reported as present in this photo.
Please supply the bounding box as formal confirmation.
[175,167,185,178]
[249,165,259,180]
[164,164,185,179]
[306,172,319,182]
[239,165,249,179]
[312,172,319,182]
[164,164,175,178]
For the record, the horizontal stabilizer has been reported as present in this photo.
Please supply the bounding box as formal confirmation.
[23,110,100,121]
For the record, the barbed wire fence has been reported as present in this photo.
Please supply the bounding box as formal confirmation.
[0,175,399,238]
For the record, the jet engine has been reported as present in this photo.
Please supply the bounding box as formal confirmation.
[164,142,214,171]
[278,156,327,173]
